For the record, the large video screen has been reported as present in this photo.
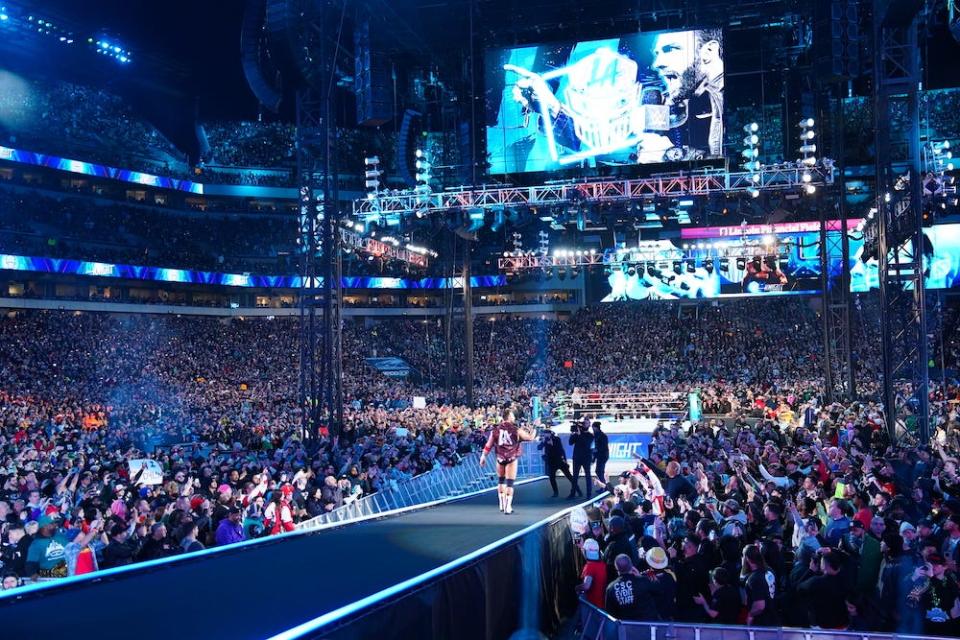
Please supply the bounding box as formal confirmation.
[485,29,725,174]
[848,224,960,292]
[595,222,960,302]
[599,235,822,302]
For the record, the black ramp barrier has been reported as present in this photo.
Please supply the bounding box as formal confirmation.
[274,497,585,640]
[2,478,592,640]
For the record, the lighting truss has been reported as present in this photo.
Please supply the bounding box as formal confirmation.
[500,253,605,270]
[339,226,430,268]
[353,160,836,219]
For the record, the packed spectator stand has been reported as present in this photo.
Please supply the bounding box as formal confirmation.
[0,296,957,637]
[0,188,297,273]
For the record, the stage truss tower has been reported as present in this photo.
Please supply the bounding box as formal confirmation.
[296,6,344,439]
[872,0,929,442]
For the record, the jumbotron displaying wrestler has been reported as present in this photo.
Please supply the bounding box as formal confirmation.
[742,256,788,293]
[506,28,723,165]
[480,408,536,515]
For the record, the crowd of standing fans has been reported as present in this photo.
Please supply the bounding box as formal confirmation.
[0,79,184,177]
[0,298,959,638]
[0,312,494,586]
[572,393,960,636]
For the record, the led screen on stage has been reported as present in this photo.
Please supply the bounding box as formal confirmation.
[599,235,822,301]
[485,28,724,174]
[597,221,848,302]
[596,222,960,301]
[848,224,960,292]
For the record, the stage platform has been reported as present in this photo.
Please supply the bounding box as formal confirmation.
[2,478,590,640]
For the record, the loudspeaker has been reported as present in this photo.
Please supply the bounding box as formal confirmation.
[241,0,282,111]
[813,0,860,80]
[396,109,422,185]
[354,20,393,126]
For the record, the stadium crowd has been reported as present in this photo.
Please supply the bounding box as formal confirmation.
[0,188,296,273]
[0,311,496,585]
[0,79,185,177]
[573,392,960,636]
[0,298,958,638]
[0,77,402,187]
[201,121,296,169]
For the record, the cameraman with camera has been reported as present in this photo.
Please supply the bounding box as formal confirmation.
[538,427,575,498]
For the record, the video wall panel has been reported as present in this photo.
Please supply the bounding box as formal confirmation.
[485,28,725,174]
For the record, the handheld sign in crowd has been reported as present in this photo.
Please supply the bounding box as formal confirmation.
[569,506,589,535]
[128,459,164,485]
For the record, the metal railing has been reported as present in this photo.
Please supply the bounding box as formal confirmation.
[554,391,688,419]
[576,598,950,640]
[296,443,545,531]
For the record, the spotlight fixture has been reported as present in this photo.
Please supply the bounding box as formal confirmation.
[799,117,817,194]
[364,155,381,199]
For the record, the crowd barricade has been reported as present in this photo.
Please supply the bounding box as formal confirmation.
[576,598,948,640]
[296,442,545,531]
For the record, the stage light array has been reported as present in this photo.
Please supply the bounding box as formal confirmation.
[413,148,432,214]
[0,7,133,64]
[741,122,761,198]
[364,156,381,201]
[92,38,132,63]
[799,118,817,194]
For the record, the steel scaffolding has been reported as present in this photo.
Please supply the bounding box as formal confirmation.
[295,1,343,439]
[872,0,929,442]
[353,161,836,218]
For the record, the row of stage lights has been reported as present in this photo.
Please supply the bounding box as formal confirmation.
[552,248,596,258]
[609,255,787,276]
[340,219,438,258]
[741,118,817,197]
[92,38,131,63]
[364,148,434,209]
[0,7,131,64]
[928,141,958,211]
[854,140,958,238]
[741,122,761,197]
[799,118,818,195]
[931,141,955,172]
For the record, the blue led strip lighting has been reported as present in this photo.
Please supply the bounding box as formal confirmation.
[0,253,506,289]
[0,145,204,194]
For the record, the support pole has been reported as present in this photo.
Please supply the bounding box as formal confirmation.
[463,237,475,407]
[443,232,455,393]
